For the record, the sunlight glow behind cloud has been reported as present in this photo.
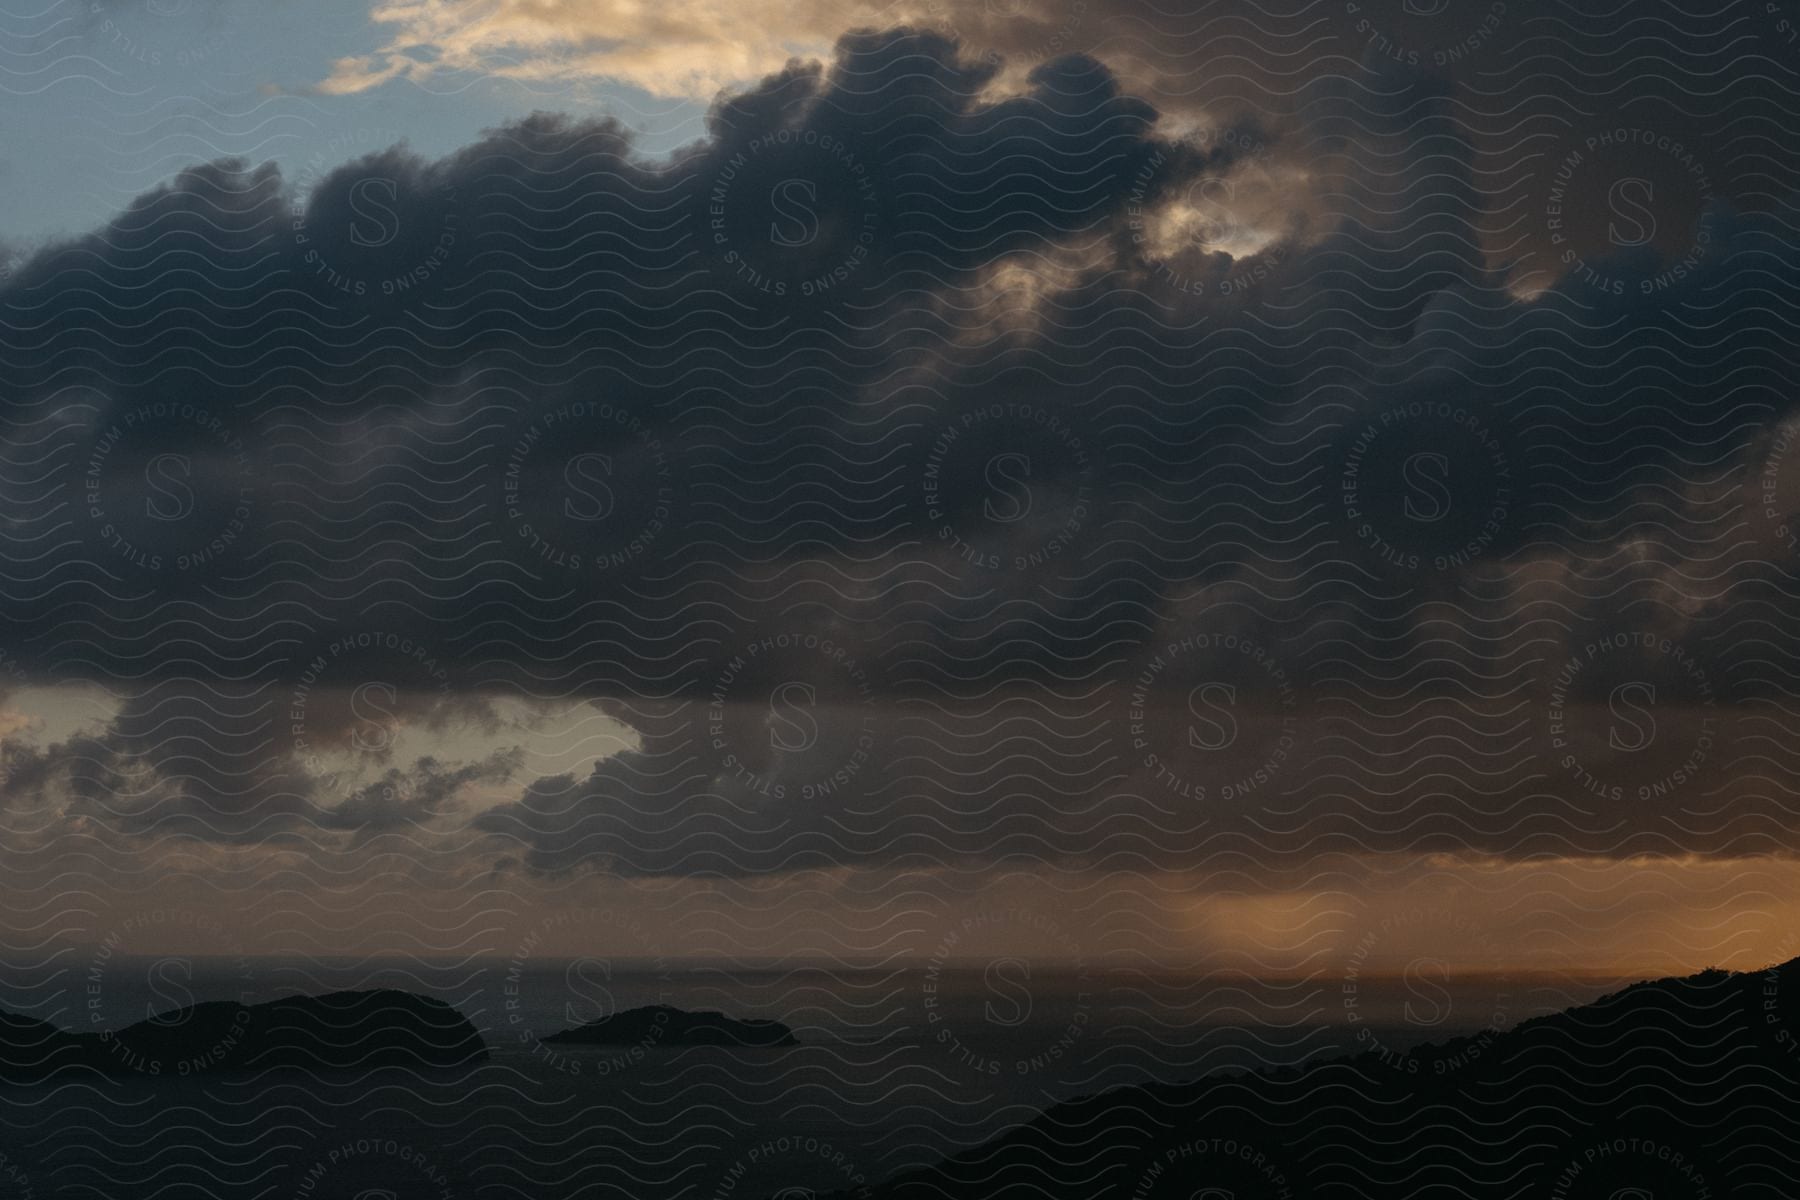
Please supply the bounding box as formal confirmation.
[320,0,888,98]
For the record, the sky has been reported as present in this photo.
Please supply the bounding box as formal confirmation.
[1,0,1800,984]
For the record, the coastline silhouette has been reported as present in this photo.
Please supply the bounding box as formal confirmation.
[844,957,1800,1198]
[1,959,1797,1195]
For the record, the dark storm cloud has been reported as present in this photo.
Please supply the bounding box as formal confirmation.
[0,28,1204,683]
[3,25,1800,874]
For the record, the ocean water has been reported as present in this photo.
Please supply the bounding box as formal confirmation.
[0,956,1602,1198]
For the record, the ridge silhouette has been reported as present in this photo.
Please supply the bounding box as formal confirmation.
[842,957,1800,1198]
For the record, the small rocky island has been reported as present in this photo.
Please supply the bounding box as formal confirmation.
[542,1005,799,1048]
[0,989,487,1083]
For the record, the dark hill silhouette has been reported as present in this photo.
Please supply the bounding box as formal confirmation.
[845,958,1800,1199]
[0,989,486,1082]
[542,1004,799,1048]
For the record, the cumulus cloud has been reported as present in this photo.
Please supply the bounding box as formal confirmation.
[2,26,1798,884]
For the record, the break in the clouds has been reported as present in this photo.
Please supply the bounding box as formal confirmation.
[1,17,1798,894]
[314,0,1110,99]
[318,0,861,98]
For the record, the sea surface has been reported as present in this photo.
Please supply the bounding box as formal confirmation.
[0,956,1619,1198]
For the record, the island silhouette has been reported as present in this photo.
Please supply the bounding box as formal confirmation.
[0,993,804,1084]
[542,1004,799,1048]
[0,989,486,1082]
